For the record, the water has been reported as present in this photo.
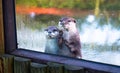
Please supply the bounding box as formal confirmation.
[17,27,46,52]
[81,15,120,45]
[16,14,120,66]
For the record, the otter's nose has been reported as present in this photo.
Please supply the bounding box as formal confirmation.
[48,31,52,34]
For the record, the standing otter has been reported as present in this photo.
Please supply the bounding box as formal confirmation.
[58,17,82,58]
[44,26,60,54]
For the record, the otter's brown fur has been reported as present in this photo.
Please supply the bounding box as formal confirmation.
[58,17,82,58]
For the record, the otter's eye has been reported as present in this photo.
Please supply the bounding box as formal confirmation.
[74,20,76,23]
[59,19,62,22]
[68,20,71,22]
[53,29,57,32]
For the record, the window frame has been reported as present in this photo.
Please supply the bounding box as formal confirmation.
[2,0,120,72]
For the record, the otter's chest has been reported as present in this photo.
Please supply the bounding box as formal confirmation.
[45,38,60,54]
[63,31,74,41]
[46,39,58,48]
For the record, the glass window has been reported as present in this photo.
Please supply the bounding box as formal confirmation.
[15,0,120,66]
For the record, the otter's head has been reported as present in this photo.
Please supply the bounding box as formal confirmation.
[58,17,76,31]
[44,26,59,39]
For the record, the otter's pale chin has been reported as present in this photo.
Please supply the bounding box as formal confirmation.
[58,25,64,31]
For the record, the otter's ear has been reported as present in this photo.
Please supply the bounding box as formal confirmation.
[44,29,48,35]
[59,19,62,22]
[44,28,48,31]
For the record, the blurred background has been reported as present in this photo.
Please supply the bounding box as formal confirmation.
[15,0,120,66]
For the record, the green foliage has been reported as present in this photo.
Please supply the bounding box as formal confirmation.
[16,0,120,10]
[16,0,38,7]
[100,0,120,10]
[37,0,50,7]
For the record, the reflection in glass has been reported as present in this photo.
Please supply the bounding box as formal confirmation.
[16,0,120,66]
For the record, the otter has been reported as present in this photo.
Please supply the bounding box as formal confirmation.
[58,17,82,58]
[44,26,73,57]
[44,26,60,54]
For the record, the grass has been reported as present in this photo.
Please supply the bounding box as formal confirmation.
[16,0,120,10]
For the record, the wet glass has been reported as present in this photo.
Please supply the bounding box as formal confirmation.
[16,0,120,66]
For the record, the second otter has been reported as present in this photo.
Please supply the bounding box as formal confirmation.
[44,26,60,54]
[58,17,82,58]
[44,26,72,57]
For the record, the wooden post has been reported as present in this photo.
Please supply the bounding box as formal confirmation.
[30,62,48,73]
[64,69,85,73]
[64,64,85,73]
[47,62,64,73]
[0,58,3,73]
[14,57,31,73]
[94,0,100,17]
[0,0,5,54]
[84,68,109,73]
[0,54,14,73]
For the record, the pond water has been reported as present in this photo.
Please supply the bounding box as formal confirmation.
[16,13,120,66]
